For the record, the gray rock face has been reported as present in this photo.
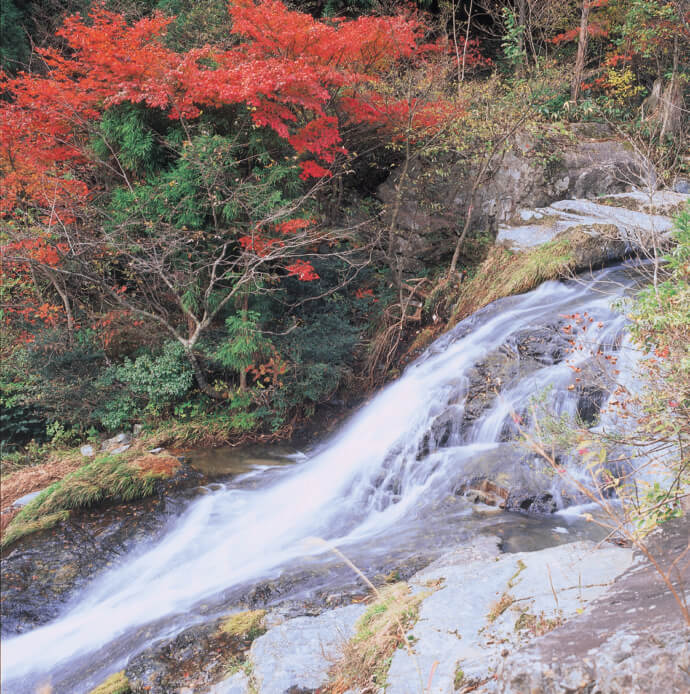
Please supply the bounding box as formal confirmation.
[205,671,249,694]
[496,192,685,253]
[101,432,132,451]
[249,603,366,693]
[376,130,651,269]
[80,444,96,457]
[488,516,690,694]
[385,539,633,694]
[11,490,43,508]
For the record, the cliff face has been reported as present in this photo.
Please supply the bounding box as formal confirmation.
[376,125,650,268]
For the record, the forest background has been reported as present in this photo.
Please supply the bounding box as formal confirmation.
[1,0,687,467]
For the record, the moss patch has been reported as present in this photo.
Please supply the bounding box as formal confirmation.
[329,583,427,692]
[87,671,131,694]
[1,454,181,550]
[0,510,70,550]
[218,609,267,640]
[514,609,565,636]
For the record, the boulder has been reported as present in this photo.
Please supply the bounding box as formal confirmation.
[206,671,249,694]
[249,604,366,693]
[10,490,43,509]
[376,129,650,269]
[489,516,690,694]
[385,538,633,694]
[101,432,132,452]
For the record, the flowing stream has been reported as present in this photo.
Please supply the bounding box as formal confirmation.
[1,265,644,693]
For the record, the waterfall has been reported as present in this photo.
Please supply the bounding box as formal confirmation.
[1,264,644,693]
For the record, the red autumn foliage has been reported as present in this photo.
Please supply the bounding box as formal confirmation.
[0,1,467,311]
[550,0,610,44]
[0,0,455,220]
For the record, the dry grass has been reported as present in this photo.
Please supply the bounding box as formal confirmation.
[514,609,565,636]
[87,671,131,694]
[328,583,425,694]
[1,453,182,550]
[129,454,182,478]
[0,454,85,511]
[451,239,575,327]
[487,592,516,623]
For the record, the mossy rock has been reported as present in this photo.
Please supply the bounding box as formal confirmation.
[1,454,182,550]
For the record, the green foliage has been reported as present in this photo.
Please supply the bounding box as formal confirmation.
[46,420,80,448]
[97,394,138,433]
[156,0,233,50]
[92,104,163,175]
[501,8,527,71]
[216,310,271,377]
[0,380,45,449]
[630,205,690,355]
[0,0,30,73]
[100,342,195,425]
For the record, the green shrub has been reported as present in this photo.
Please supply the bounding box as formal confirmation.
[98,342,195,427]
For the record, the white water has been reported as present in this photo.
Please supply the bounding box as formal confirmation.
[1,266,642,693]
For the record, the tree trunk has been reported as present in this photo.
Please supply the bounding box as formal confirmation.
[571,1,590,102]
[44,267,74,344]
[239,292,249,392]
[660,37,682,140]
[185,347,224,400]
[517,0,527,75]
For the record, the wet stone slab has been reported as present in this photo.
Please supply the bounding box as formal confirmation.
[385,539,633,694]
[249,604,366,693]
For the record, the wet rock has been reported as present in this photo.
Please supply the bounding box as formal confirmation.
[451,446,559,514]
[489,516,690,694]
[576,384,607,424]
[512,324,570,366]
[126,617,242,694]
[0,464,203,636]
[505,490,558,514]
[385,539,633,694]
[11,490,43,508]
[461,480,509,509]
[462,349,524,426]
[249,604,366,693]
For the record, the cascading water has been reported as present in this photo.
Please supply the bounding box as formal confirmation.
[1,265,645,694]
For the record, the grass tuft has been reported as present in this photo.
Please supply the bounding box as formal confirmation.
[87,671,131,694]
[329,583,426,693]
[487,592,515,623]
[1,454,181,550]
[514,609,565,636]
[218,609,267,641]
